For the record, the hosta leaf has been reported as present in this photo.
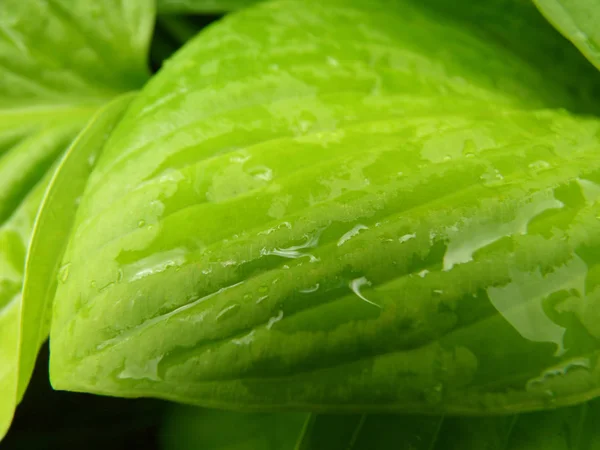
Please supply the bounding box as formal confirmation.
[51,0,600,415]
[0,174,53,440]
[0,0,154,440]
[161,402,600,450]
[534,0,600,71]
[161,406,307,450]
[19,93,136,398]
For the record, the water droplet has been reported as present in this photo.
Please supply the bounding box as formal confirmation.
[258,221,292,236]
[232,330,255,345]
[87,152,98,167]
[58,263,71,283]
[216,303,241,321]
[527,357,591,398]
[443,192,563,271]
[220,260,237,267]
[433,289,444,295]
[299,283,320,293]
[462,139,477,157]
[230,153,251,164]
[261,230,322,262]
[488,255,587,356]
[137,220,146,228]
[249,165,273,181]
[399,233,416,243]
[258,285,269,294]
[349,277,381,308]
[256,295,268,304]
[528,160,551,172]
[266,310,284,329]
[118,356,163,381]
[480,168,504,185]
[326,56,340,67]
[417,269,429,278]
[337,224,369,247]
[577,178,600,204]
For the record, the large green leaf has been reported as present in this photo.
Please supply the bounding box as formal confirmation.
[50,0,600,415]
[160,402,600,449]
[0,0,154,440]
[534,0,600,71]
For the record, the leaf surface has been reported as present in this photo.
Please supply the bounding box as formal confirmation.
[534,0,600,70]
[50,0,600,415]
[161,402,600,450]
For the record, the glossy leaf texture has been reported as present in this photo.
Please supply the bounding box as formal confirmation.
[534,0,600,71]
[50,0,600,415]
[0,0,155,440]
[161,402,600,450]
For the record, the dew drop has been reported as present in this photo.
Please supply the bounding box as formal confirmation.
[266,310,284,329]
[528,160,551,172]
[299,283,320,294]
[258,285,269,294]
[399,233,416,243]
[337,224,368,247]
[349,277,381,308]
[58,263,71,283]
[216,303,241,321]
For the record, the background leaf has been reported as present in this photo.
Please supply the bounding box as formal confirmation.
[0,0,154,440]
[533,0,600,71]
[19,93,136,400]
[161,402,600,450]
[50,0,600,415]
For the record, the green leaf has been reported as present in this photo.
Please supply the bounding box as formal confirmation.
[157,0,260,14]
[534,0,600,71]
[19,93,136,397]
[161,401,600,450]
[0,0,154,440]
[0,176,52,440]
[50,0,600,415]
[161,406,307,450]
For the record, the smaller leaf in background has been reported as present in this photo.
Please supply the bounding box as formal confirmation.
[19,93,136,401]
[160,402,600,450]
[0,159,70,441]
[161,405,307,450]
[533,0,600,71]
